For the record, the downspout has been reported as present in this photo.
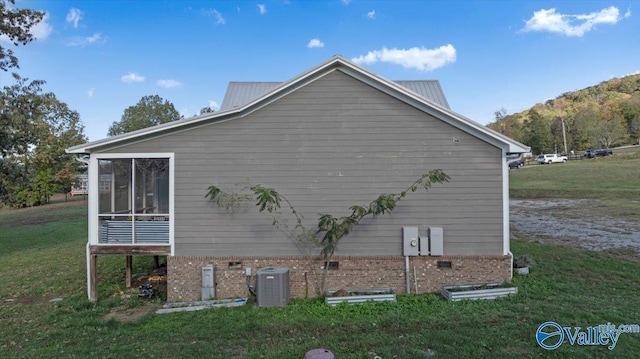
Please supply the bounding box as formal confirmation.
[405,255,410,294]
[503,147,514,279]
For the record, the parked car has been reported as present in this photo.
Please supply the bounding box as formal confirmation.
[508,158,525,169]
[583,148,613,158]
[537,154,568,164]
[506,154,525,169]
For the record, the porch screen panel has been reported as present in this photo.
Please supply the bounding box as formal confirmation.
[98,158,132,215]
[134,158,169,214]
[96,157,170,244]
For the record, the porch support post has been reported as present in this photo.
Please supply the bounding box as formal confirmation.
[89,254,98,302]
[125,255,133,288]
[154,255,160,269]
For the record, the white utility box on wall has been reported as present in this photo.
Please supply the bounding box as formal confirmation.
[201,265,215,300]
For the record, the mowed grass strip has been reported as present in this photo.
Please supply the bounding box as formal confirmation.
[510,154,640,200]
[1,185,640,357]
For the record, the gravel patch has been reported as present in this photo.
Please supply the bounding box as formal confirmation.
[510,199,640,251]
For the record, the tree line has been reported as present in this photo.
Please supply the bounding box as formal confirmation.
[488,74,640,155]
[0,0,86,206]
[0,0,200,207]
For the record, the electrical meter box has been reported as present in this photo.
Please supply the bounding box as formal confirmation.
[402,227,420,256]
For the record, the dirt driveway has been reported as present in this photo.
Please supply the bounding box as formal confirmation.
[510,199,640,251]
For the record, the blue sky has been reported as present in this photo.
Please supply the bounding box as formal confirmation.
[2,1,639,142]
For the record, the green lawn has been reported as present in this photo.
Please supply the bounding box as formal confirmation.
[511,154,640,200]
[510,152,640,219]
[1,178,640,357]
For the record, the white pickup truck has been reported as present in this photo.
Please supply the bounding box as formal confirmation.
[536,153,568,164]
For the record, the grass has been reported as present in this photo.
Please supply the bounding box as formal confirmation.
[511,155,640,200]
[2,167,640,358]
[511,150,640,218]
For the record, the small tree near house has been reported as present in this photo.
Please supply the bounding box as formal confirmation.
[206,169,450,297]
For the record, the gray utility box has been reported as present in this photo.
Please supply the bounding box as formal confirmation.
[201,265,215,301]
[429,227,444,256]
[402,227,420,256]
[256,267,290,307]
[402,226,444,256]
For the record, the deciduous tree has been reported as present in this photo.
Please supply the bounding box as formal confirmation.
[591,116,629,148]
[200,106,215,115]
[108,95,180,136]
[0,76,86,206]
[206,170,450,296]
[0,0,45,72]
[0,74,43,158]
[0,1,85,206]
[522,109,552,154]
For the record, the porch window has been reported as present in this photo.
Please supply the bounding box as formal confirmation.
[97,157,170,244]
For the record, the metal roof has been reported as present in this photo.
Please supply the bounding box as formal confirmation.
[220,80,450,111]
[394,80,450,109]
[220,82,281,111]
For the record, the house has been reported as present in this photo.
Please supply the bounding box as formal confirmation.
[69,174,88,196]
[67,55,529,302]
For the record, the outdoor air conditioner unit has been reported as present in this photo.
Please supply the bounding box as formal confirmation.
[256,267,290,307]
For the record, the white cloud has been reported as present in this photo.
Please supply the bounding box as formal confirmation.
[87,88,94,97]
[523,6,626,37]
[258,4,267,15]
[307,38,325,48]
[68,32,105,46]
[31,13,53,41]
[157,79,182,88]
[66,8,82,28]
[205,9,226,25]
[86,33,103,43]
[624,9,632,18]
[341,0,352,4]
[351,45,457,72]
[367,10,376,19]
[120,72,146,83]
[209,100,220,110]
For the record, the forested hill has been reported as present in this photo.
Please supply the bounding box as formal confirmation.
[487,74,640,154]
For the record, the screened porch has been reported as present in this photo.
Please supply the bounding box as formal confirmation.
[97,157,170,245]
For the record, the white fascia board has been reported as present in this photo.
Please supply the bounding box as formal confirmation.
[66,112,225,154]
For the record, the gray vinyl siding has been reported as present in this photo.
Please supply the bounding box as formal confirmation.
[102,70,504,256]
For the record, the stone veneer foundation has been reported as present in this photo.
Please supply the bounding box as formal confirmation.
[167,255,512,302]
